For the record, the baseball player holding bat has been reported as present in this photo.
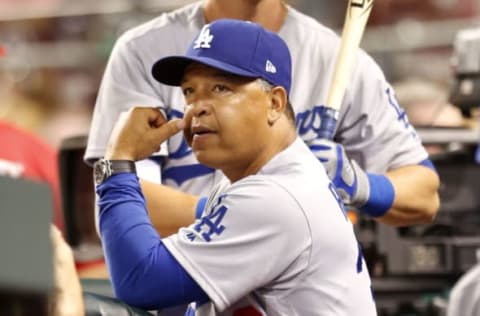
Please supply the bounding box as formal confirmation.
[96,19,377,315]
[85,0,439,237]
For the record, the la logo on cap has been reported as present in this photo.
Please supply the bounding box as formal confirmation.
[194,25,214,49]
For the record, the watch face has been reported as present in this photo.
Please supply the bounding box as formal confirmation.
[93,160,108,185]
[93,159,134,185]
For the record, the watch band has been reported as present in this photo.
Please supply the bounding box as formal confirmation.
[108,160,137,175]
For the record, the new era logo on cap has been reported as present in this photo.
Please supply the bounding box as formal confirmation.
[152,19,292,95]
[265,60,277,74]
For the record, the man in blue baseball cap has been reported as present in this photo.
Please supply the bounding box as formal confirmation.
[95,19,377,315]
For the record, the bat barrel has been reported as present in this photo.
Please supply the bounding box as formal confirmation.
[322,0,374,139]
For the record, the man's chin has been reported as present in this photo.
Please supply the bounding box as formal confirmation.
[194,151,218,169]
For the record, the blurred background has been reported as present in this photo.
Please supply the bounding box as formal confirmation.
[1,1,480,315]
[0,0,478,147]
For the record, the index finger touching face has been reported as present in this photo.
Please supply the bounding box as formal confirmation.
[152,118,186,143]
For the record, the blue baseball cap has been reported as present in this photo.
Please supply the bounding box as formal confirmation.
[152,19,292,95]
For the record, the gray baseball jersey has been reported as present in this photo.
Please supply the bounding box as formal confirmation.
[85,1,428,198]
[447,263,480,316]
[163,138,377,315]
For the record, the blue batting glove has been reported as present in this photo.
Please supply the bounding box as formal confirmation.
[309,139,370,208]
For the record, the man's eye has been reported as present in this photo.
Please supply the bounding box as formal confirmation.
[182,87,193,96]
[213,84,229,93]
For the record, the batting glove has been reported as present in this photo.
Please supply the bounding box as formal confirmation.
[309,139,370,208]
[309,139,396,217]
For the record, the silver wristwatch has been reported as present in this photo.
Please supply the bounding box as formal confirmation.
[93,159,136,185]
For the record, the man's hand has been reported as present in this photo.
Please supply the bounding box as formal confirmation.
[309,139,369,207]
[51,225,84,316]
[105,107,185,161]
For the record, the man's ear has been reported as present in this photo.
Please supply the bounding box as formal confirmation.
[267,86,288,125]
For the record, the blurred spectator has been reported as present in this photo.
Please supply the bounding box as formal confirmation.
[393,77,470,156]
[0,120,63,231]
[0,56,64,229]
[2,42,98,279]
[393,77,465,128]
[50,224,84,316]
[0,70,57,136]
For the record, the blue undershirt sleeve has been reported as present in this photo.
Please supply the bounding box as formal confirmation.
[96,173,209,310]
[419,158,436,171]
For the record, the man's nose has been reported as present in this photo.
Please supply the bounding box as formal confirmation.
[189,99,211,117]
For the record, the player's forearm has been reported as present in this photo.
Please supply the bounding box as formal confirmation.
[140,179,198,236]
[376,164,440,227]
[97,173,207,309]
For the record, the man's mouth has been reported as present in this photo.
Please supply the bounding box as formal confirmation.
[191,126,214,136]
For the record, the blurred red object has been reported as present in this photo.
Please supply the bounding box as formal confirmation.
[0,45,6,57]
[0,121,64,232]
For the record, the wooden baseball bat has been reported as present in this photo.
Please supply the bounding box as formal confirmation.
[317,0,374,140]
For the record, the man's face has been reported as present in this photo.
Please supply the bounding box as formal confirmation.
[181,63,272,172]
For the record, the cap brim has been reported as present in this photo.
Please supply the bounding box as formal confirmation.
[152,56,259,86]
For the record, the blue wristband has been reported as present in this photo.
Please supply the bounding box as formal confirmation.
[360,174,395,217]
[195,197,208,219]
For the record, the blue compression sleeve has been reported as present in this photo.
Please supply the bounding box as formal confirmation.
[96,173,208,309]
